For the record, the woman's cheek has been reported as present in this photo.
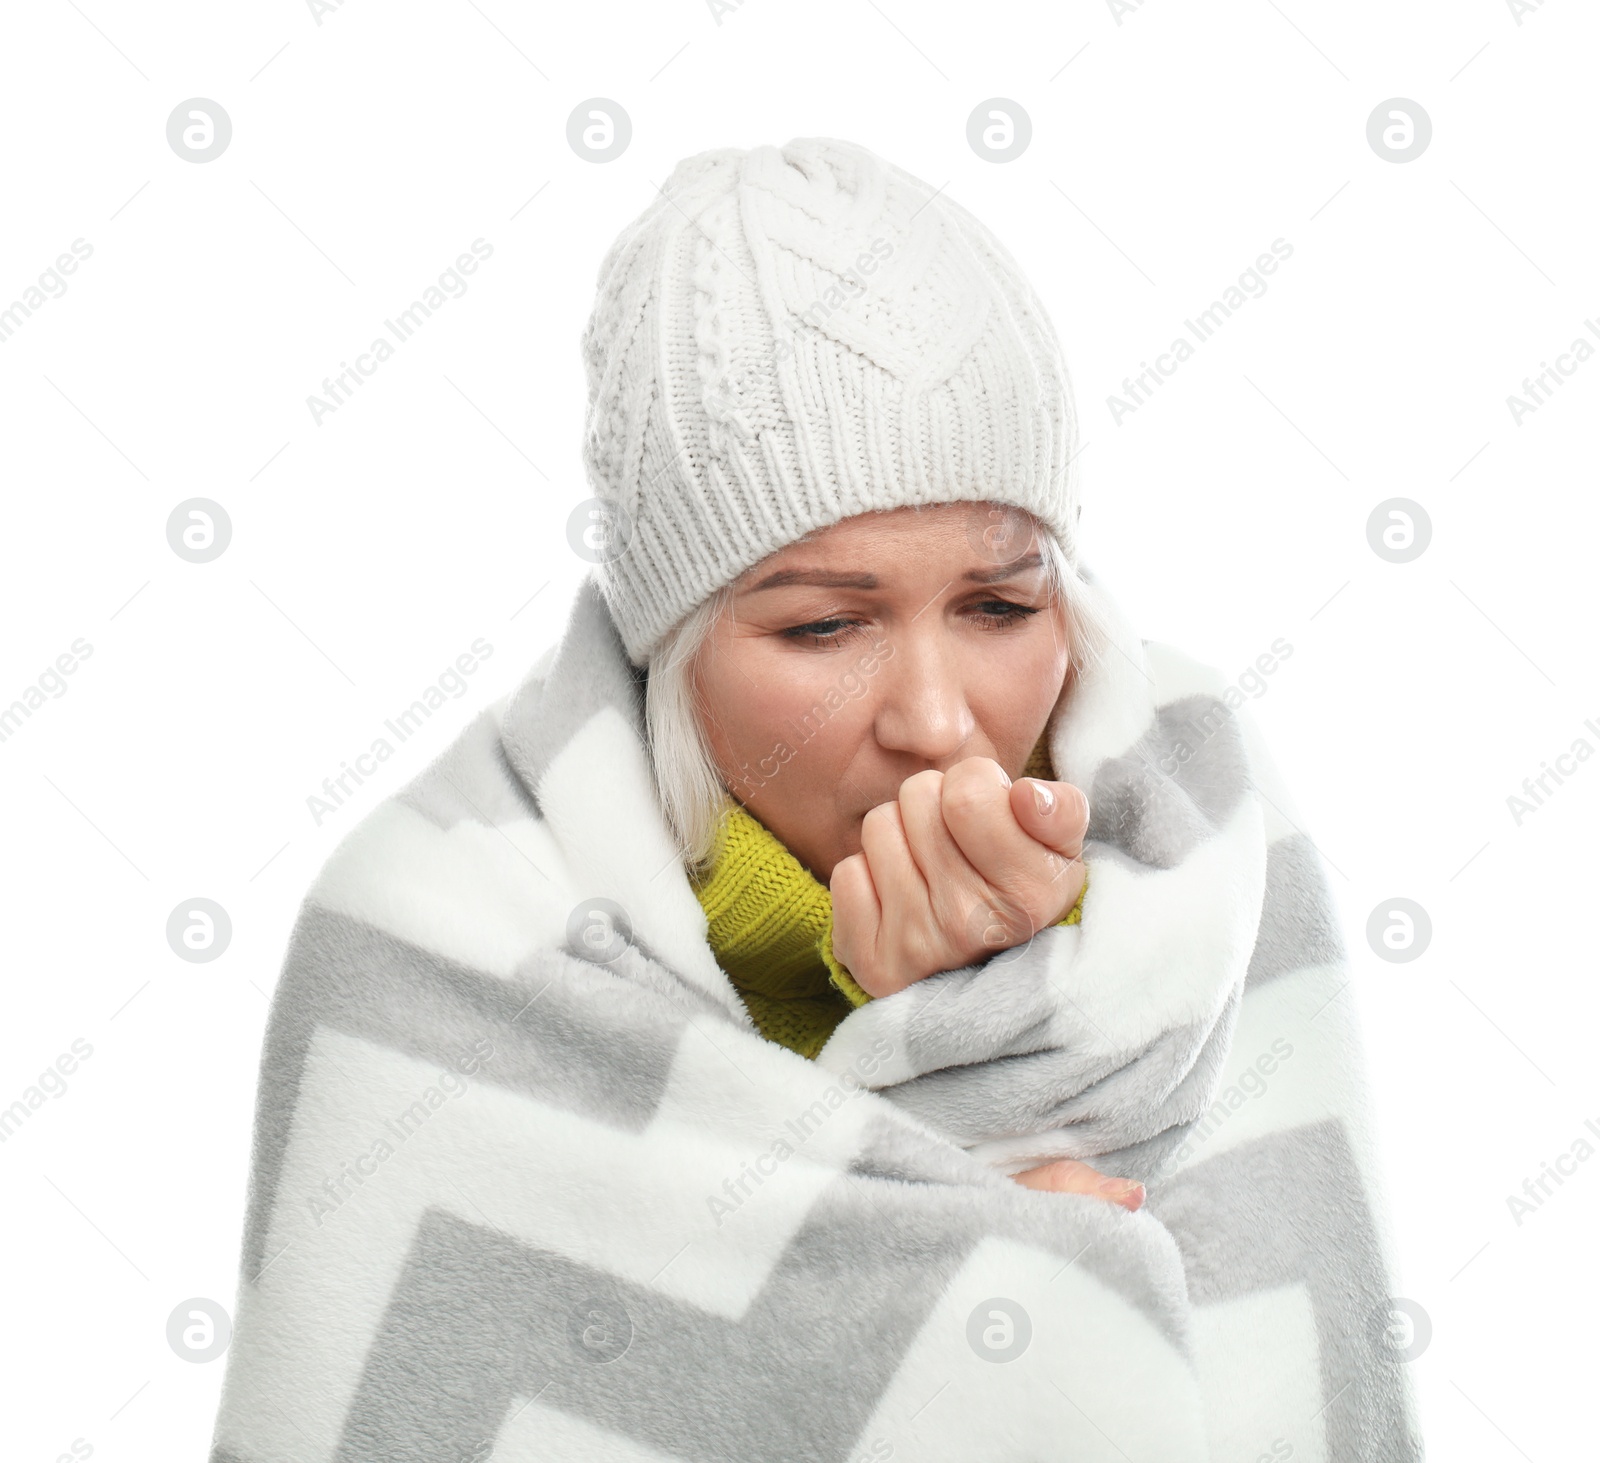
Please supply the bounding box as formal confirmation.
[993,638,1067,720]
[755,700,860,826]
[717,669,844,781]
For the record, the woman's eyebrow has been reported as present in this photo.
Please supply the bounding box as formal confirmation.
[964,552,1043,585]
[742,568,878,592]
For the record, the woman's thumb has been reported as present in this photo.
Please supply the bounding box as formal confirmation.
[1012,778,1090,857]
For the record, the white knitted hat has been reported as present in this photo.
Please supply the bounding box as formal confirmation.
[579,135,1084,668]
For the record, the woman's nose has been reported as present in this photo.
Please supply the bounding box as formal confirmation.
[869,634,977,765]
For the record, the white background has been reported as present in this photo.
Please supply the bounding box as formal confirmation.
[2,0,1595,1457]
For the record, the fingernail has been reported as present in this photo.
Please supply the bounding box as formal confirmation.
[1031,780,1055,817]
[1099,1177,1144,1208]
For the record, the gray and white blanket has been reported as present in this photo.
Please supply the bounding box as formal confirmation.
[208,567,1423,1462]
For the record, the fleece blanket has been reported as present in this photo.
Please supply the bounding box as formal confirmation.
[208,567,1423,1463]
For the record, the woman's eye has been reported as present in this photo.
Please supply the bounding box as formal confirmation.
[781,617,861,645]
[973,600,1041,629]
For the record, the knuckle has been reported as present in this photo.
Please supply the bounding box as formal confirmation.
[899,768,944,805]
[862,801,900,837]
[940,767,995,820]
[942,756,990,788]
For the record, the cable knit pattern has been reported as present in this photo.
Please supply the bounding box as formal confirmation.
[580,136,1084,667]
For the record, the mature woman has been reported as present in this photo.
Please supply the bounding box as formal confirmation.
[209,138,1422,1462]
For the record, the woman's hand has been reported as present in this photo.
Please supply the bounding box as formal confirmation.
[830,756,1089,998]
[1011,1158,1146,1212]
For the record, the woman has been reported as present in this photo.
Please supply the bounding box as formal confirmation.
[209,138,1422,1461]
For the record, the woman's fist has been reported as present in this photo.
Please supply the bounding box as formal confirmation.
[829,756,1089,998]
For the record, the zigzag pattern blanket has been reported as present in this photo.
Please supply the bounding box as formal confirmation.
[209,569,1423,1462]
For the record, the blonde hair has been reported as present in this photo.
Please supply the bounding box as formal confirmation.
[643,507,1110,873]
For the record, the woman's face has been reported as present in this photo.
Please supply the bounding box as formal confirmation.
[690,502,1074,884]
